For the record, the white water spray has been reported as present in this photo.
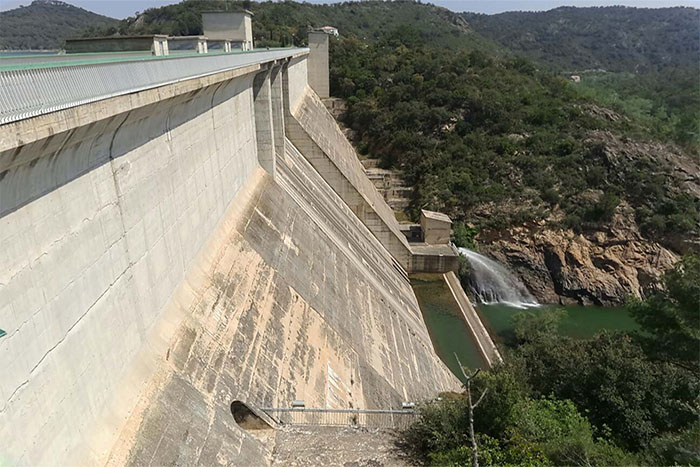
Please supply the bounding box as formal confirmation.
[458,248,539,308]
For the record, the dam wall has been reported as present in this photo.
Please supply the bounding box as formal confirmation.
[0,49,459,466]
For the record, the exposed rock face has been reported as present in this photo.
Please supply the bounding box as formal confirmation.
[588,130,700,200]
[482,202,679,306]
[475,130,698,306]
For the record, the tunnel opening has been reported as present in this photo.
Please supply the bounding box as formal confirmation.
[231,400,275,431]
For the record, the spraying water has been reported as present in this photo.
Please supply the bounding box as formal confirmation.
[458,248,539,308]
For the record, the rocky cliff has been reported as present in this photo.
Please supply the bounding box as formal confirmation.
[482,203,679,305]
[479,131,699,306]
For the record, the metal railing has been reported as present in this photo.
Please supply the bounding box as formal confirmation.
[260,407,418,430]
[0,48,307,125]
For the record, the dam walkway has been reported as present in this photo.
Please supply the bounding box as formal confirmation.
[0,48,306,124]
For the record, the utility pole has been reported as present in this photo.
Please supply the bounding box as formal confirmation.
[455,354,488,467]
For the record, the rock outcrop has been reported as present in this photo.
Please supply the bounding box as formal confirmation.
[482,202,679,306]
[476,130,698,306]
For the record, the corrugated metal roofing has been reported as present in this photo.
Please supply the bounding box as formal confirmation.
[0,48,307,125]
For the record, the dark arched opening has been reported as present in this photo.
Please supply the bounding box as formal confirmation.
[230,400,274,431]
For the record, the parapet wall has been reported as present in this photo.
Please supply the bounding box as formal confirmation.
[0,51,459,466]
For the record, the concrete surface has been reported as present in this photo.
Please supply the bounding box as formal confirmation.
[411,244,460,273]
[444,271,503,367]
[420,210,452,245]
[0,64,261,466]
[0,49,459,466]
[271,426,413,466]
[308,32,330,99]
[203,12,253,45]
[285,85,413,270]
[109,156,457,465]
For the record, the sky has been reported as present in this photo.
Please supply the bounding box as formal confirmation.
[0,0,697,18]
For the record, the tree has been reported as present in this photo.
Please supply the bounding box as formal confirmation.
[455,355,488,467]
[643,422,700,466]
[514,330,697,450]
[402,360,638,466]
[628,255,700,373]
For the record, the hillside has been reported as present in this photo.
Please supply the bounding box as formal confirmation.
[463,6,700,73]
[0,0,116,50]
[87,0,502,53]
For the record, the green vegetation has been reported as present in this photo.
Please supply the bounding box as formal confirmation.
[464,6,700,73]
[0,0,116,50]
[574,70,700,150]
[85,0,501,53]
[464,6,700,151]
[628,254,700,374]
[330,30,699,239]
[404,257,700,466]
[452,222,479,249]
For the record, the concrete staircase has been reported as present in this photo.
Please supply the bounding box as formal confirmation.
[360,159,412,212]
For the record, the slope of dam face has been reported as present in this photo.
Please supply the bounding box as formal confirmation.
[283,57,413,271]
[0,49,459,465]
[111,141,457,464]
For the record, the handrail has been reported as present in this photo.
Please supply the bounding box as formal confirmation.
[0,48,307,125]
[260,406,418,430]
[261,407,415,414]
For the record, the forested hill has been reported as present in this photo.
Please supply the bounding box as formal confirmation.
[463,6,700,73]
[0,0,116,50]
[83,0,501,53]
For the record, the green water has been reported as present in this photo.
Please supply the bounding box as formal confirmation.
[411,273,641,382]
[478,303,639,340]
[411,275,487,382]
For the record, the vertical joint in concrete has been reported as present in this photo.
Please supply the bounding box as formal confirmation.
[270,64,286,157]
[307,32,330,99]
[253,69,276,175]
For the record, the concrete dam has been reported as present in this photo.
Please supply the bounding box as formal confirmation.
[0,27,467,465]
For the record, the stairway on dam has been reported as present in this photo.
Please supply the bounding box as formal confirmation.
[361,159,413,213]
[0,21,463,466]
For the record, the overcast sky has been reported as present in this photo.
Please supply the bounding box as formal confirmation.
[0,0,697,18]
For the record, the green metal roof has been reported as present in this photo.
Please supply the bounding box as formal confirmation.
[0,49,288,72]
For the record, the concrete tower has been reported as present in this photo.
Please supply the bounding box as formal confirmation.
[308,31,330,98]
[202,11,254,51]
